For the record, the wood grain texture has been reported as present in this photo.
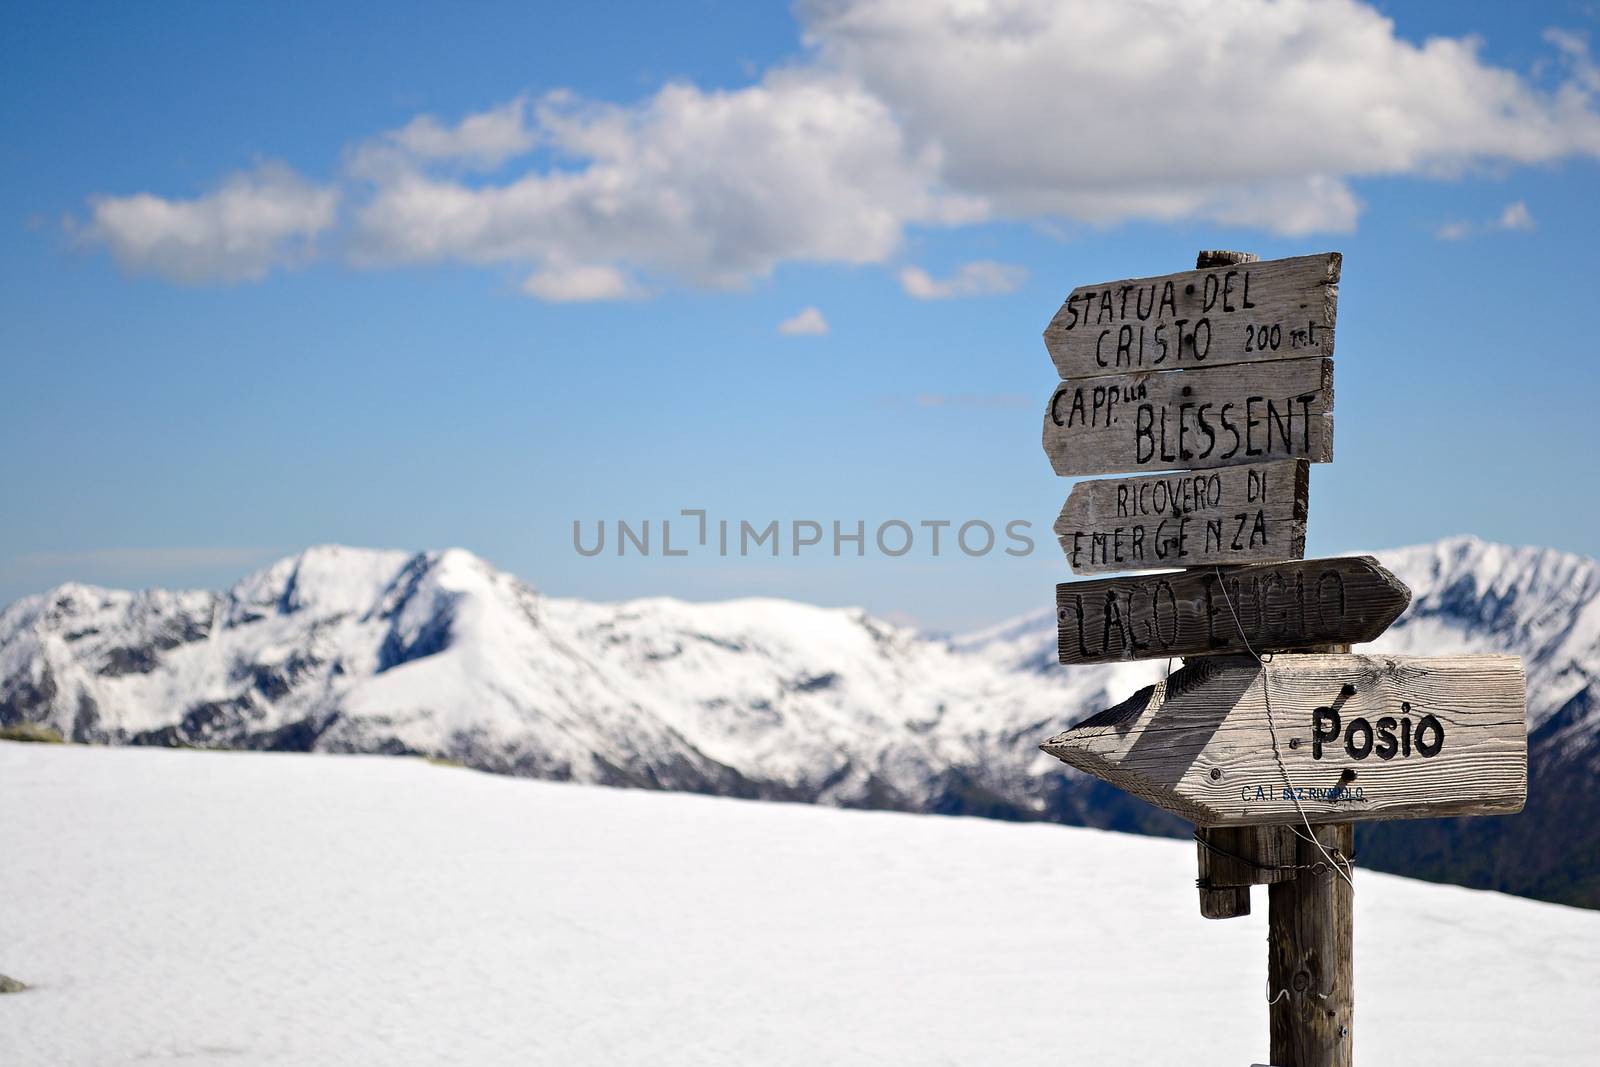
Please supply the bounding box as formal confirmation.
[1196,824,1300,919]
[1198,885,1251,919]
[1056,460,1307,574]
[1194,646,1343,921]
[1199,825,1301,888]
[1269,823,1354,1067]
[1043,252,1340,379]
[1195,250,1259,268]
[1042,357,1333,477]
[1040,654,1527,827]
[1055,556,1409,665]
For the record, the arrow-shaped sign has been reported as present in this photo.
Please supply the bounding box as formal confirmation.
[1042,253,1341,379]
[1054,460,1308,576]
[1041,653,1527,827]
[1041,357,1334,478]
[1056,556,1410,665]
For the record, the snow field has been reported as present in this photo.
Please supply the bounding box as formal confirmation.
[2,743,1596,1065]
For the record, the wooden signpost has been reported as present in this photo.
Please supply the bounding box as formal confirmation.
[1055,459,1308,575]
[1055,556,1410,665]
[1043,252,1340,378]
[1034,250,1529,1067]
[1041,357,1335,476]
[1042,653,1528,826]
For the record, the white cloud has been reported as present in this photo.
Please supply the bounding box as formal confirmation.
[1544,28,1600,93]
[1436,199,1536,239]
[349,75,980,292]
[800,0,1600,233]
[75,2,1600,288]
[83,163,337,283]
[778,306,829,335]
[900,260,1026,299]
[522,262,636,301]
[348,98,537,176]
[1499,200,1536,231]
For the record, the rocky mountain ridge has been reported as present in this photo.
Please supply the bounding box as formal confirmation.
[4,535,1598,904]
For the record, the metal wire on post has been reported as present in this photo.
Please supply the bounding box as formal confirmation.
[1211,566,1356,894]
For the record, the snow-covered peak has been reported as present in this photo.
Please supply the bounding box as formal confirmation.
[1365,538,1600,729]
[227,545,420,619]
[1380,534,1600,606]
[947,607,1059,674]
[3,534,1600,837]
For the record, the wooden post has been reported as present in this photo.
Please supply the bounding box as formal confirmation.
[1196,824,1298,918]
[1269,639,1355,1065]
[1269,822,1354,1066]
[1174,428,1359,1046]
[1187,250,1287,925]
[1192,642,1352,919]
[1038,247,1527,1066]
[1195,249,1261,270]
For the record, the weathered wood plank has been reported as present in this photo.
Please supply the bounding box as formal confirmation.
[1043,252,1340,379]
[1269,823,1354,1066]
[1196,824,1301,919]
[1042,357,1333,477]
[1055,461,1307,575]
[1040,653,1527,827]
[1056,556,1408,665]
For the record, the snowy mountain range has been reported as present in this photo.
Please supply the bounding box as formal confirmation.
[3,535,1598,905]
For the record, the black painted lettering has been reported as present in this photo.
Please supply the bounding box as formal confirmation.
[1266,397,1292,454]
[1135,405,1155,463]
[1245,396,1264,456]
[1153,581,1178,647]
[1195,403,1216,457]
[1204,574,1227,648]
[1249,510,1268,548]
[1316,570,1346,627]
[1415,714,1444,757]
[1312,707,1341,760]
[1345,717,1374,760]
[1070,595,1091,659]
[1375,716,1398,760]
[1219,404,1240,458]
[1158,281,1177,318]
[1102,590,1125,654]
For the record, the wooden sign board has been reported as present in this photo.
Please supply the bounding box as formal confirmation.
[1043,253,1340,379]
[1056,556,1409,665]
[1040,653,1527,827]
[1055,460,1307,575]
[1042,357,1332,477]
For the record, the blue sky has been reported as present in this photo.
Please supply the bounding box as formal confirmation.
[5,0,1600,630]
